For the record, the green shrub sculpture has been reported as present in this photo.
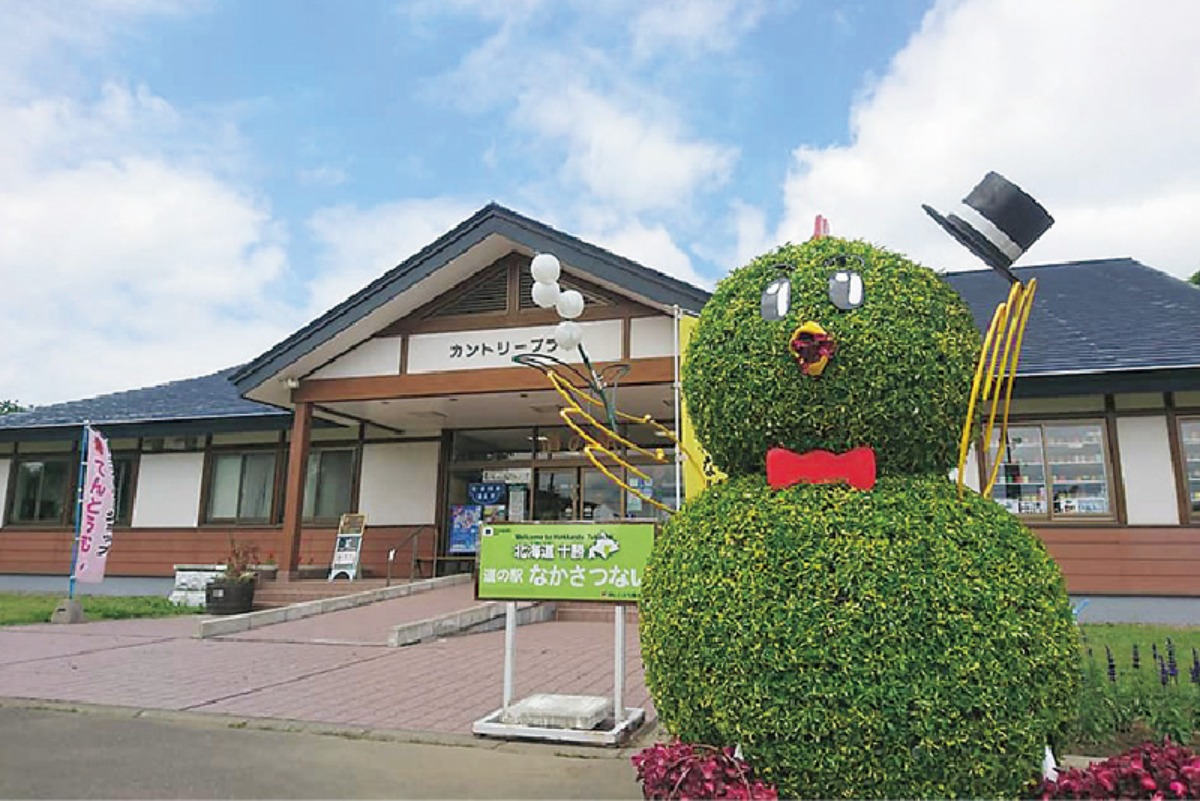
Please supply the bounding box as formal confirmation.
[640,238,1081,798]
[682,238,980,478]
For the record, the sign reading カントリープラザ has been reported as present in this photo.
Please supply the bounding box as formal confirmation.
[477,522,654,603]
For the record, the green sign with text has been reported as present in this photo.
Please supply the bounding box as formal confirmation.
[477,522,655,603]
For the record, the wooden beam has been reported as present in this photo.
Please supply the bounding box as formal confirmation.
[293,356,675,403]
[278,401,313,580]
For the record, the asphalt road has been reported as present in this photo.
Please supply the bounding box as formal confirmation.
[0,705,644,799]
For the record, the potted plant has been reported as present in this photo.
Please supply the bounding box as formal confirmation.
[205,538,260,615]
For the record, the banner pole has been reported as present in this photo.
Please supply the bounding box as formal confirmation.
[67,422,89,600]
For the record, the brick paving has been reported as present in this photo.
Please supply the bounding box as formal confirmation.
[0,594,655,737]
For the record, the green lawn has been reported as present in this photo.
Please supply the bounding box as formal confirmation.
[0,593,198,627]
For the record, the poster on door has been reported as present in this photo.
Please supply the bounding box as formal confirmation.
[448,504,482,554]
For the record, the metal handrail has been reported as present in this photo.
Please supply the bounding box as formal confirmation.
[394,526,432,582]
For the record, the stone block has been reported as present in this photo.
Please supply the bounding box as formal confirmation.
[500,694,611,730]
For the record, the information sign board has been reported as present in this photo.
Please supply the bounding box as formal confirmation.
[476,522,654,603]
[328,513,366,581]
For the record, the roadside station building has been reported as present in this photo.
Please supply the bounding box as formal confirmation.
[1,204,1199,600]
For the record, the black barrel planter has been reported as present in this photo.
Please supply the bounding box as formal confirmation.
[205,578,255,615]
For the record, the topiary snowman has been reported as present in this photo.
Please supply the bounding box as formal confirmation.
[639,236,1080,799]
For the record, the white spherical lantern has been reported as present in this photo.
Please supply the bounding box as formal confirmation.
[556,289,585,320]
[531,280,560,309]
[530,253,561,284]
[554,320,583,351]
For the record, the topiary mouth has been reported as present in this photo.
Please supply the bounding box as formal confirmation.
[789,321,837,376]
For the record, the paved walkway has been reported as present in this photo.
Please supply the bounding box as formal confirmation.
[0,595,653,738]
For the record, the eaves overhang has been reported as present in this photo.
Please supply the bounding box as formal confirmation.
[231,203,711,403]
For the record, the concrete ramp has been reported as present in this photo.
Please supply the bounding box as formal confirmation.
[198,576,550,646]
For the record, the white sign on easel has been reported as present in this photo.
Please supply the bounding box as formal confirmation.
[328,513,367,581]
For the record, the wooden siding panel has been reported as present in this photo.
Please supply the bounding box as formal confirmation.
[1032,526,1200,596]
[5,522,1197,594]
[0,525,437,578]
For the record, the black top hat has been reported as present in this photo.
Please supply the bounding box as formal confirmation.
[923,171,1053,284]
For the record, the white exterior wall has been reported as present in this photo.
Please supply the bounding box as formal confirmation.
[629,316,675,359]
[311,337,402,379]
[359,441,440,525]
[0,458,9,528]
[131,452,205,528]
[1116,416,1180,525]
[954,444,982,492]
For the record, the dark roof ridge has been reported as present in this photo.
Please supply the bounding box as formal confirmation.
[941,256,1142,276]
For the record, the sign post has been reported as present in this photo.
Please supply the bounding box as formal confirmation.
[328,513,367,581]
[473,521,653,745]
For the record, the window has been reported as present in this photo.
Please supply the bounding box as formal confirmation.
[1179,419,1200,521]
[625,462,680,521]
[534,468,578,521]
[10,457,71,524]
[8,452,136,526]
[988,422,1113,519]
[207,451,277,523]
[303,448,355,521]
[109,454,136,525]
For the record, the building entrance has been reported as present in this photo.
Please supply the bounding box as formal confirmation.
[442,424,679,562]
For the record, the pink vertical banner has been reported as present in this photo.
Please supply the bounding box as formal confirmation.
[74,426,115,584]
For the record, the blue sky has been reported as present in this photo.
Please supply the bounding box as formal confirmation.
[2,0,1199,405]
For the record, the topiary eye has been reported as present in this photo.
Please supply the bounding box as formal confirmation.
[761,276,791,321]
[828,270,864,310]
[825,255,866,311]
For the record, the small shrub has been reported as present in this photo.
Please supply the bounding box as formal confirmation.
[1039,739,1200,799]
[632,741,778,800]
[223,538,259,581]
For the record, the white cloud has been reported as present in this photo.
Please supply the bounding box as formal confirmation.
[0,4,298,407]
[305,198,481,316]
[297,165,348,187]
[0,151,295,406]
[778,0,1200,279]
[630,0,768,61]
[422,3,744,222]
[582,218,711,289]
[516,84,736,213]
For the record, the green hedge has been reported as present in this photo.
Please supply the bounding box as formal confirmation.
[682,238,980,478]
[640,474,1081,799]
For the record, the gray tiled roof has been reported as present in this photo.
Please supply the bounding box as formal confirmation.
[0,367,286,437]
[943,258,1200,376]
[2,257,1197,437]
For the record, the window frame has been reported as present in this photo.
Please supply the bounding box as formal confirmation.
[301,445,359,524]
[4,448,139,528]
[1175,415,1200,525]
[981,418,1117,522]
[6,452,75,527]
[201,445,285,526]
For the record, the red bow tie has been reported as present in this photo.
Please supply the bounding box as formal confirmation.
[766,446,877,491]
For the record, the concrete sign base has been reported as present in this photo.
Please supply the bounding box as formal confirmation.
[473,699,645,746]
